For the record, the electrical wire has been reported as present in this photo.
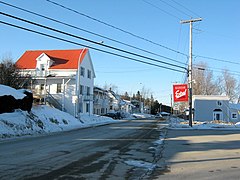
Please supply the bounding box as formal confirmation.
[142,0,181,20]
[46,0,188,57]
[0,11,187,71]
[158,0,193,18]
[170,0,201,18]
[0,0,186,66]
[0,20,187,74]
[194,55,240,66]
[193,64,240,77]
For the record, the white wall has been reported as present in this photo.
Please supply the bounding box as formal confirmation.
[193,98,229,122]
[78,52,95,114]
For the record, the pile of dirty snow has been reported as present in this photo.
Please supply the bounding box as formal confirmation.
[169,117,240,130]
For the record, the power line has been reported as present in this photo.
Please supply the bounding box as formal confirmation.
[194,55,240,66]
[170,0,201,18]
[0,1,186,66]
[0,20,187,74]
[0,11,187,71]
[46,0,188,57]
[158,0,192,18]
[3,1,237,74]
[193,64,240,75]
[142,0,181,20]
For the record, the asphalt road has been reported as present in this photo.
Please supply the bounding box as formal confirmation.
[0,119,167,180]
[154,129,240,180]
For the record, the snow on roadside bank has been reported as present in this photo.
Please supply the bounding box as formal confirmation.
[0,105,116,139]
[168,117,240,130]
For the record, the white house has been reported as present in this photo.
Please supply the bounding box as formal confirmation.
[16,49,95,118]
[193,95,231,122]
[107,89,121,112]
[93,87,109,115]
[120,99,135,114]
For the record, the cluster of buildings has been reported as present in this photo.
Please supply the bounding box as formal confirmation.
[15,48,240,123]
[16,49,144,118]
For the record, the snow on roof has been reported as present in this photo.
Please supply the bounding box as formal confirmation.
[16,49,88,70]
[193,95,229,101]
[0,85,26,99]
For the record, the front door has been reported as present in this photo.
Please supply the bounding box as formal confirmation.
[213,111,223,121]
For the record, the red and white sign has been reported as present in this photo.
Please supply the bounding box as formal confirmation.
[173,84,188,102]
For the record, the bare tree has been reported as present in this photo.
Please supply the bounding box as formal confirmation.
[218,69,238,102]
[0,56,32,89]
[103,83,119,94]
[192,62,219,95]
[140,86,152,99]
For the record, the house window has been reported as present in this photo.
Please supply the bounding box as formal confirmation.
[87,86,90,95]
[81,67,85,77]
[87,70,91,79]
[80,85,84,95]
[86,103,90,113]
[101,108,104,114]
[217,101,222,107]
[57,83,62,93]
[110,105,113,110]
[40,84,44,90]
[232,113,238,119]
[40,64,45,71]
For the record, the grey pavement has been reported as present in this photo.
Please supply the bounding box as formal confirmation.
[152,129,240,180]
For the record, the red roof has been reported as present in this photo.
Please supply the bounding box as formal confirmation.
[16,49,88,69]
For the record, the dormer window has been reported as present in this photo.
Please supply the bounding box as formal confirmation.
[40,64,45,71]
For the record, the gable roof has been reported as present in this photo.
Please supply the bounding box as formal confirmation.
[16,49,88,69]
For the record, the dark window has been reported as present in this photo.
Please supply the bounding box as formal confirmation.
[87,86,90,95]
[87,70,91,79]
[232,113,237,119]
[86,103,90,113]
[81,67,85,77]
[80,85,84,95]
[40,84,44,90]
[57,84,62,93]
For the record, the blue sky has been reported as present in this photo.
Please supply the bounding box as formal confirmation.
[0,0,240,105]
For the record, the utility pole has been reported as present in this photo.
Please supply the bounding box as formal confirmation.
[180,18,202,127]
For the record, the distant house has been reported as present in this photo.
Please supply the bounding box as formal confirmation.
[93,87,109,115]
[107,89,121,112]
[16,49,95,117]
[131,99,144,113]
[120,99,135,114]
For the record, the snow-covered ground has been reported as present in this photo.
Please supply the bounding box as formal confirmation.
[0,105,120,139]
[0,85,119,139]
[0,85,153,139]
[169,116,240,130]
